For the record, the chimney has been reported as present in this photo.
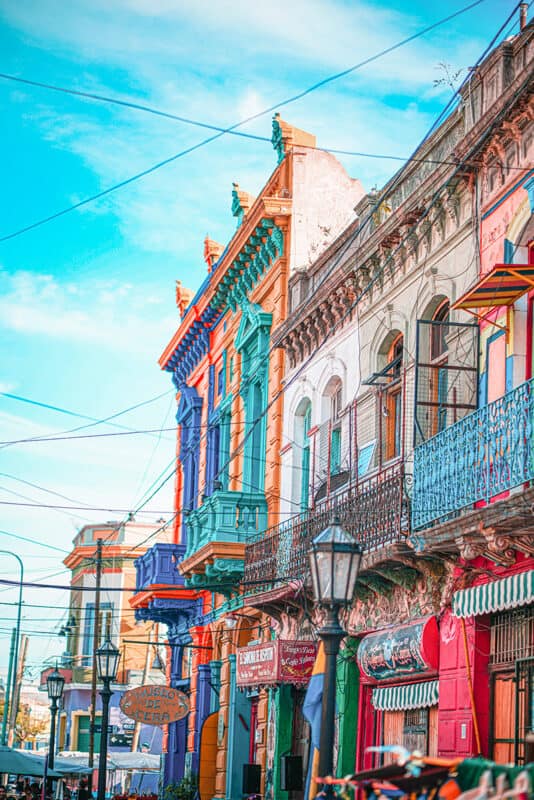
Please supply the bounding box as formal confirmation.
[520,3,528,30]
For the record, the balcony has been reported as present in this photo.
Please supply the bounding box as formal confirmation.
[177,490,267,589]
[412,378,534,531]
[243,462,408,592]
[185,489,268,558]
[131,543,198,627]
[135,543,186,593]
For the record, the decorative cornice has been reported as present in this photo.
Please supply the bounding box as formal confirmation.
[210,218,284,313]
[166,215,285,385]
[276,75,533,368]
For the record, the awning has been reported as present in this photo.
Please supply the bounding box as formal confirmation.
[452,570,534,618]
[452,263,534,311]
[371,680,439,711]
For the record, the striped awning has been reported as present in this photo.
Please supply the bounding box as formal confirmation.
[371,680,438,711]
[452,263,534,311]
[452,570,534,618]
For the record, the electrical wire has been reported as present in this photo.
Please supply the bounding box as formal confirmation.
[0,6,525,620]
[0,389,174,449]
[0,0,488,244]
[0,528,70,553]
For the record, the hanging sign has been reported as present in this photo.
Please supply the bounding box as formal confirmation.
[236,640,317,687]
[120,685,189,726]
[357,616,439,682]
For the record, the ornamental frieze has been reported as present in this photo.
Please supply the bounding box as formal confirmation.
[343,564,454,636]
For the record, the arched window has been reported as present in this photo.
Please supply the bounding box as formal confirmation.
[384,333,403,461]
[294,399,312,510]
[430,300,450,434]
[321,377,343,477]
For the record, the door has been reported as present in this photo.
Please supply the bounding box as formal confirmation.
[515,657,534,765]
[492,673,516,763]
[198,712,217,800]
[382,707,437,759]
[76,714,101,753]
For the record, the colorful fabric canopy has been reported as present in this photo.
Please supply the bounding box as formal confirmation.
[452,263,534,311]
[371,679,438,711]
[452,569,534,618]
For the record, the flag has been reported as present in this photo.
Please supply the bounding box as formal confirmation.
[302,643,325,800]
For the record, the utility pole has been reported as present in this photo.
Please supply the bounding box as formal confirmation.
[1,629,16,745]
[88,538,103,769]
[7,635,28,746]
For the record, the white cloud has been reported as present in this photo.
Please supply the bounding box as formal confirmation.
[0,268,177,354]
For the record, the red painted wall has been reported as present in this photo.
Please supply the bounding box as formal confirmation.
[437,611,490,758]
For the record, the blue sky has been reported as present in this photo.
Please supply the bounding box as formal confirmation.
[0,0,522,676]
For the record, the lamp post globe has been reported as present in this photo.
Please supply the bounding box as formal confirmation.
[46,667,65,772]
[96,639,120,800]
[309,517,362,798]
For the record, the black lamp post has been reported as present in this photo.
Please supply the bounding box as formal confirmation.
[96,638,120,800]
[309,518,362,799]
[46,667,65,771]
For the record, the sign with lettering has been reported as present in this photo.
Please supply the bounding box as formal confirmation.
[120,685,189,726]
[236,640,317,688]
[357,615,439,682]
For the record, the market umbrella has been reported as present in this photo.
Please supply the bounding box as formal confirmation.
[0,747,93,778]
[107,753,160,771]
[0,745,62,777]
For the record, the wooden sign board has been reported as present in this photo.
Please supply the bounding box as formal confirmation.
[120,685,189,726]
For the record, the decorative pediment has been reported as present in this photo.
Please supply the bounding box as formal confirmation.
[234,301,272,354]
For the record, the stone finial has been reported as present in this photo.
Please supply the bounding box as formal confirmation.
[176,280,194,319]
[231,182,255,226]
[271,113,317,164]
[203,235,224,272]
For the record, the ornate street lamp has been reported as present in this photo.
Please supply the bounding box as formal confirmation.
[46,667,65,771]
[96,639,120,800]
[309,517,362,798]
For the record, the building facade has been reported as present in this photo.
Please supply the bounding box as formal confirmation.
[244,16,534,788]
[131,18,534,800]
[131,117,364,797]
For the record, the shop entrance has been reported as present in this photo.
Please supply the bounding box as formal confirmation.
[382,707,438,758]
[490,605,534,764]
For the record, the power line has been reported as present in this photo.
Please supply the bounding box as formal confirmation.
[1,70,527,173]
[0,6,521,595]
[0,0,487,244]
[0,389,174,449]
[0,10,519,564]
[0,529,69,554]
[179,4,525,506]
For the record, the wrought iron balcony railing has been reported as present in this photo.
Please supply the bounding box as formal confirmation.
[185,489,268,560]
[412,378,534,530]
[243,462,408,590]
[135,543,186,593]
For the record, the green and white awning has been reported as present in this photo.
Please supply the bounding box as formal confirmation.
[371,680,438,711]
[452,570,534,618]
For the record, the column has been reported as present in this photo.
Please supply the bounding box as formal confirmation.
[213,629,233,799]
[336,650,359,776]
[192,664,212,773]
[209,660,222,713]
